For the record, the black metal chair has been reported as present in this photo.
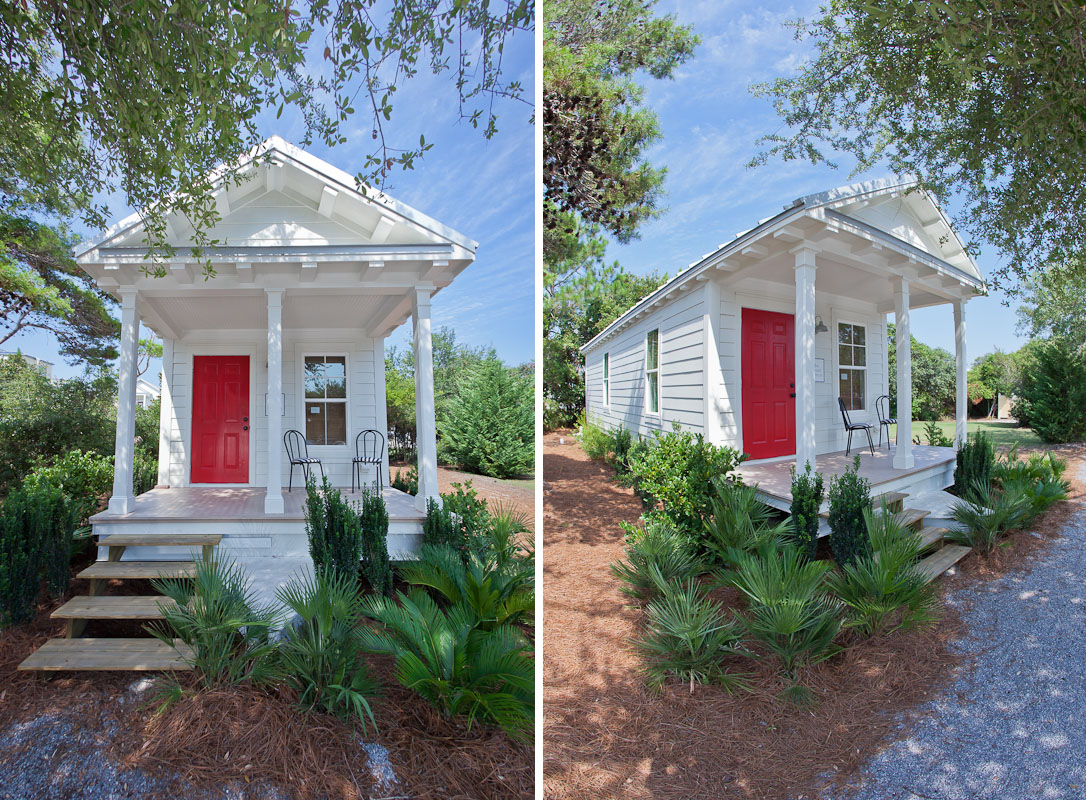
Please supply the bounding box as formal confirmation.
[875,394,897,449]
[352,429,385,492]
[838,397,875,456]
[284,429,324,490]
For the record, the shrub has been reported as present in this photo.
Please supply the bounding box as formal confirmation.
[151,558,281,688]
[916,420,952,447]
[725,542,842,704]
[423,496,459,550]
[954,430,995,495]
[360,589,533,739]
[31,480,75,598]
[399,543,534,629]
[788,463,824,561]
[580,420,612,461]
[486,501,533,570]
[610,520,703,601]
[947,479,1032,553]
[359,489,393,596]
[826,508,937,637]
[133,452,159,495]
[992,445,1067,488]
[826,456,872,569]
[275,569,380,729]
[439,359,533,478]
[635,579,747,692]
[1015,336,1086,443]
[304,477,362,582]
[24,449,113,524]
[391,465,418,495]
[611,427,633,473]
[701,478,789,566]
[0,488,45,626]
[442,481,493,560]
[626,426,746,535]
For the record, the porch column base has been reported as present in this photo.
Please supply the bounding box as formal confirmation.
[264,492,284,515]
[107,495,133,515]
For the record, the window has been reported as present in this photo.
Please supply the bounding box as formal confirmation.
[646,329,660,414]
[304,355,347,445]
[838,322,867,411]
[603,353,610,406]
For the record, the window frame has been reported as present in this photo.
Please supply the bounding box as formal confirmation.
[645,329,660,416]
[836,319,869,414]
[299,352,351,449]
[602,352,610,407]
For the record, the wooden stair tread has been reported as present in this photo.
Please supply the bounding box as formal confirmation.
[897,508,930,528]
[77,561,199,580]
[917,544,972,583]
[18,638,194,671]
[98,534,222,547]
[52,596,178,620]
[915,527,948,552]
[819,498,922,520]
[873,491,907,510]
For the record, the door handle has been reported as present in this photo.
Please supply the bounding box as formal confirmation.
[790,393,796,398]
[790,383,795,388]
[243,416,249,422]
[243,425,249,431]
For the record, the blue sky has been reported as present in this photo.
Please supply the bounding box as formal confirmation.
[603,0,1027,359]
[13,25,535,379]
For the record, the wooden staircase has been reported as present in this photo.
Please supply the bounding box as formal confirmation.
[18,534,221,672]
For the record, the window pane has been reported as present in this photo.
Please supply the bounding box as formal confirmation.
[325,356,346,378]
[305,402,326,445]
[325,375,347,399]
[852,369,866,409]
[853,346,866,367]
[603,354,609,379]
[839,343,852,367]
[648,372,659,413]
[838,323,852,345]
[839,371,851,410]
[326,402,347,445]
[647,330,658,370]
[852,325,866,346]
[304,358,325,398]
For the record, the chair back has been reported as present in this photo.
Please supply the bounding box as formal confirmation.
[876,394,890,423]
[838,397,854,428]
[283,429,308,462]
[355,429,385,462]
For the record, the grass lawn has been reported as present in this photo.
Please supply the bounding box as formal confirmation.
[890,419,1042,448]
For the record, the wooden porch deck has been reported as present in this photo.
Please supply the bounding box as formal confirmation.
[736,445,956,509]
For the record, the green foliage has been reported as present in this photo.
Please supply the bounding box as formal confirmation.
[752,1,1086,287]
[967,349,1019,416]
[391,465,418,496]
[725,542,842,702]
[788,463,824,561]
[439,359,533,479]
[635,579,747,692]
[948,480,1032,554]
[151,558,281,688]
[133,452,159,496]
[275,569,380,730]
[0,487,43,626]
[1015,337,1086,443]
[610,520,703,601]
[917,420,953,448]
[24,449,111,525]
[360,589,533,739]
[701,478,789,566]
[954,430,995,495]
[441,481,494,561]
[1017,259,1086,350]
[423,496,459,551]
[359,489,393,597]
[826,508,937,637]
[992,445,1067,488]
[303,477,361,583]
[887,324,955,420]
[579,420,613,461]
[28,479,74,598]
[399,544,534,630]
[485,501,534,572]
[626,427,746,535]
[826,456,872,569]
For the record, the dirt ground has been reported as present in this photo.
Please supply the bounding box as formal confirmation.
[541,431,1084,800]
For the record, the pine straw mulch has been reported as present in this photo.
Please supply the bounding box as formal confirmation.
[541,431,1085,800]
[0,567,532,800]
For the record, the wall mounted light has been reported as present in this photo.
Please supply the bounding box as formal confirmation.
[814,315,829,334]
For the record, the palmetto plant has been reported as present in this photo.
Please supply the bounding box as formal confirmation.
[635,578,747,692]
[725,541,842,704]
[948,478,1032,554]
[486,500,534,570]
[702,478,790,566]
[360,589,533,739]
[398,543,534,629]
[275,569,381,730]
[610,520,703,601]
[826,508,937,637]
[151,557,281,688]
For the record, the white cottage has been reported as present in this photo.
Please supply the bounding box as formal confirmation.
[582,178,984,510]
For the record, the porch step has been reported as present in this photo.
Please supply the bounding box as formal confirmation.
[77,561,199,581]
[18,638,193,671]
[917,544,972,583]
[51,596,177,620]
[898,508,930,533]
[873,491,907,513]
[97,534,222,547]
[915,527,948,553]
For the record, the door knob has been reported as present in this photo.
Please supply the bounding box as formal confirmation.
[243,416,249,422]
[243,425,249,431]
[790,393,796,398]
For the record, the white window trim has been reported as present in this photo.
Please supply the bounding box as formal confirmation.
[602,352,610,408]
[298,351,351,451]
[834,317,870,416]
[645,329,660,416]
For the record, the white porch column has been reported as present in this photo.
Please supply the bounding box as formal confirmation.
[371,336,390,486]
[108,290,140,514]
[954,299,967,447]
[412,288,439,511]
[155,338,175,487]
[794,248,818,472]
[265,289,285,514]
[894,278,915,469]
[702,278,723,445]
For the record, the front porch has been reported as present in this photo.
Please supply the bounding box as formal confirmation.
[737,444,956,512]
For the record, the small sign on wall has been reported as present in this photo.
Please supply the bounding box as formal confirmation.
[814,358,825,383]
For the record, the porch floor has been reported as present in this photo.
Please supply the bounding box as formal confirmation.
[90,486,423,523]
[736,445,956,505]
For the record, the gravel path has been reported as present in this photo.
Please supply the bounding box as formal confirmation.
[838,463,1086,800]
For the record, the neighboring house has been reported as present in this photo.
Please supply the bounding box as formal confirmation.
[135,376,160,409]
[582,178,984,508]
[76,136,475,560]
[0,350,54,380]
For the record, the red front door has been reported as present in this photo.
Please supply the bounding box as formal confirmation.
[741,308,796,460]
[191,356,249,483]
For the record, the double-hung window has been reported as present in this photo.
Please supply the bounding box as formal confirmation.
[602,353,610,406]
[646,329,660,414]
[304,355,348,445]
[838,322,867,411]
